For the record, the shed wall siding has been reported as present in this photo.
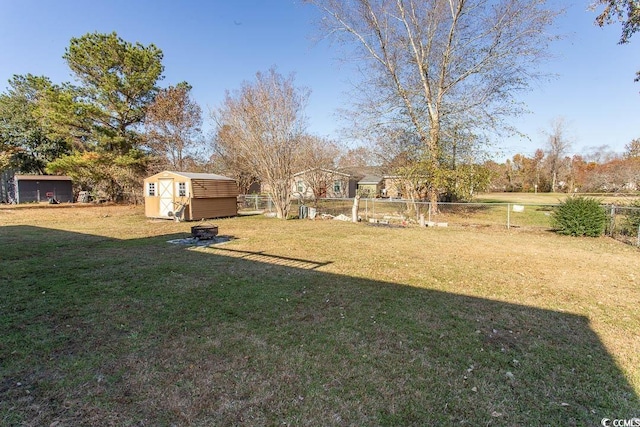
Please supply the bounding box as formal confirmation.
[144,196,160,217]
[191,180,238,198]
[187,197,237,220]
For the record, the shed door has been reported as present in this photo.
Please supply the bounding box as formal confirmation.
[159,178,174,217]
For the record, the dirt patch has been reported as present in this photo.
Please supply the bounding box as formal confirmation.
[167,236,234,247]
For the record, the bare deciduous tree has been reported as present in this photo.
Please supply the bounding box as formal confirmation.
[624,138,640,159]
[306,0,561,212]
[543,117,572,192]
[295,135,344,205]
[210,124,260,195]
[336,145,380,169]
[211,68,309,219]
[298,135,341,171]
[144,82,203,172]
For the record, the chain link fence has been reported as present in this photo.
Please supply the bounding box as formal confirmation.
[606,204,640,246]
[238,194,275,213]
[237,195,640,246]
[304,197,559,230]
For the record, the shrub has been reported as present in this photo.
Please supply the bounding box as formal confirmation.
[551,196,606,237]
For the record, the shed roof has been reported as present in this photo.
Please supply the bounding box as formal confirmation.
[15,175,72,181]
[149,171,235,181]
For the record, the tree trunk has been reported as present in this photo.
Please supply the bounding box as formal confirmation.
[427,123,440,215]
[270,180,291,219]
[428,187,439,216]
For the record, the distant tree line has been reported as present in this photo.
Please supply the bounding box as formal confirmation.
[339,127,639,196]
[485,138,640,193]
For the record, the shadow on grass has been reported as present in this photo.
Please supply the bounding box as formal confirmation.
[211,247,332,270]
[1,226,638,426]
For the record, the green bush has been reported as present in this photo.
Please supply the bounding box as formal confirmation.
[551,196,606,237]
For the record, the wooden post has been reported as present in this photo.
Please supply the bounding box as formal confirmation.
[419,213,426,227]
[609,204,616,236]
[352,195,360,223]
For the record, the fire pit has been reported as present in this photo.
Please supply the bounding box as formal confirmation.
[191,225,219,240]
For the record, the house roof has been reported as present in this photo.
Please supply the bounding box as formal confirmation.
[150,171,235,181]
[358,175,383,185]
[293,167,352,178]
[338,166,384,179]
[15,175,72,181]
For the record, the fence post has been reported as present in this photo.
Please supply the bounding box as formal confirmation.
[507,204,510,229]
[352,195,360,223]
[637,224,640,247]
[428,202,431,223]
[609,204,616,237]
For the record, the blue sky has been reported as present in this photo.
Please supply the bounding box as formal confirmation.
[1,0,638,161]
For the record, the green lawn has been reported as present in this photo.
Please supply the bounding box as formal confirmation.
[1,205,639,425]
[475,191,640,205]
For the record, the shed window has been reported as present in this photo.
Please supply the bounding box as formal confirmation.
[178,182,187,197]
[147,182,156,197]
[296,181,304,192]
[333,180,342,193]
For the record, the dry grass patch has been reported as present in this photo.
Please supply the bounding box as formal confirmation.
[475,191,640,205]
[1,204,638,425]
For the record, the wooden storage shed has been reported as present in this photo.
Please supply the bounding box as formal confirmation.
[144,171,238,220]
[14,175,73,203]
